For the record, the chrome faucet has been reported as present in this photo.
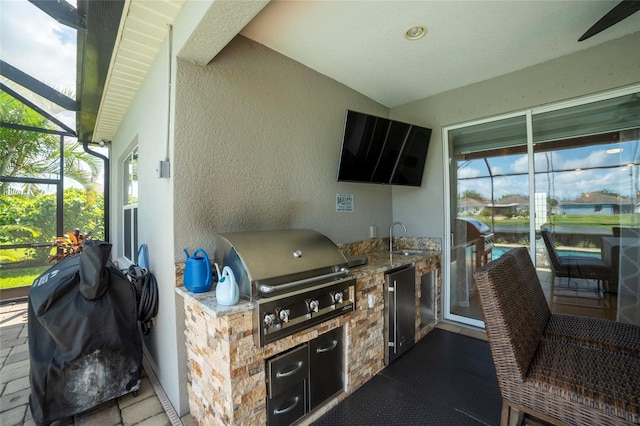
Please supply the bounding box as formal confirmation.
[389,222,407,252]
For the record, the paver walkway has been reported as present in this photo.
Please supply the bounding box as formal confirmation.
[0,300,194,426]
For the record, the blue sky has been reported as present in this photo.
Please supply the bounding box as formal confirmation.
[458,140,640,201]
[0,0,77,128]
[0,0,106,192]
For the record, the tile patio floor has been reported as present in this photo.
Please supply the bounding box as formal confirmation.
[0,300,194,426]
[2,270,623,425]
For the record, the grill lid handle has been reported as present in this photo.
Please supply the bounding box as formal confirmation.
[258,267,349,295]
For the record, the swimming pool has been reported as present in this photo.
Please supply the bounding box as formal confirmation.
[492,246,601,259]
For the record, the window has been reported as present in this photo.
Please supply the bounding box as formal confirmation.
[444,88,640,327]
[123,146,138,263]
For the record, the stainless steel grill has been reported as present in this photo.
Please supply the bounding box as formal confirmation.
[213,229,356,347]
[456,218,494,267]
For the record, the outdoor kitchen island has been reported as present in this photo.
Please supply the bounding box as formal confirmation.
[176,246,441,425]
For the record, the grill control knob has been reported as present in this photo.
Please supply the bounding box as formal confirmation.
[279,309,290,322]
[308,299,319,313]
[332,291,344,304]
[263,313,277,327]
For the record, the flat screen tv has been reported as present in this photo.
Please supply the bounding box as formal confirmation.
[336,110,432,186]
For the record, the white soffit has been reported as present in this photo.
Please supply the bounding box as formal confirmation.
[93,0,185,143]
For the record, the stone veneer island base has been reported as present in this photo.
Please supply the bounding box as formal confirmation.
[177,248,441,425]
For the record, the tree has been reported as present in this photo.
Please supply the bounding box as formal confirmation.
[499,193,527,201]
[0,91,101,195]
[1,91,105,260]
[461,189,484,201]
[597,188,620,197]
[0,223,41,243]
[0,189,104,261]
[480,207,492,218]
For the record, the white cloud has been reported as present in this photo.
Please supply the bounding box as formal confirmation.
[1,0,77,128]
[561,149,609,170]
[533,167,637,201]
[458,148,639,202]
[490,165,504,175]
[1,0,77,92]
[457,166,483,179]
[511,155,529,173]
[493,175,528,198]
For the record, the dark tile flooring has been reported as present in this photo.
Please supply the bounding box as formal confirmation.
[312,328,502,425]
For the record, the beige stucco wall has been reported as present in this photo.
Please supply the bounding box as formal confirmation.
[390,31,640,240]
[173,35,392,256]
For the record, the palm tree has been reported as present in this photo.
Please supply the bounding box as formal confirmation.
[0,223,41,245]
[0,91,101,195]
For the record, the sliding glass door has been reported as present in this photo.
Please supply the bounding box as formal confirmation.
[444,88,640,327]
[446,114,528,325]
[532,95,640,322]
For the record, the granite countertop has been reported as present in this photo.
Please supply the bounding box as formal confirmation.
[175,286,254,318]
[348,249,440,278]
[176,249,440,318]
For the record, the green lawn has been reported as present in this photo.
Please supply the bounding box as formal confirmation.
[1,246,54,289]
[0,265,50,289]
[474,214,638,228]
[547,214,639,227]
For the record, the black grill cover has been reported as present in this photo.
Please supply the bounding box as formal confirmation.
[28,241,142,425]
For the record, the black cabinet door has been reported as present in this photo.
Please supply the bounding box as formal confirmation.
[308,327,343,411]
[266,344,308,426]
[267,382,306,426]
[267,344,308,398]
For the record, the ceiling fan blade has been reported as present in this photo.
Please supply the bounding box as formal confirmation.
[578,0,640,42]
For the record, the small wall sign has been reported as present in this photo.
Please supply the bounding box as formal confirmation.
[336,193,354,213]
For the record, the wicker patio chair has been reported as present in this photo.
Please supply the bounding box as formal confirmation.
[474,254,640,425]
[540,228,611,291]
[506,247,640,357]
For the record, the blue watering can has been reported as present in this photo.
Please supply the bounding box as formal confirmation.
[183,248,213,293]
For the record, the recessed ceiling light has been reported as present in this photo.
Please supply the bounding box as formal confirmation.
[405,26,427,40]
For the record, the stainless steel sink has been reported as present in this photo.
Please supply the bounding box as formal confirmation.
[393,249,425,256]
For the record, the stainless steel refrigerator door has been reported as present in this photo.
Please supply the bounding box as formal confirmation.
[385,266,416,364]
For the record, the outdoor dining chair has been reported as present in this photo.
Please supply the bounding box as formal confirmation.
[540,228,611,292]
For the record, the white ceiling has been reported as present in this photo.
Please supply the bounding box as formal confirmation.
[94,0,640,142]
[240,0,640,108]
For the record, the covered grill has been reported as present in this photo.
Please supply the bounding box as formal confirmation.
[213,229,356,347]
